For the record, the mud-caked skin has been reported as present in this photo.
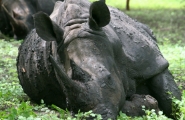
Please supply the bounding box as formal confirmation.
[0,0,64,39]
[122,94,160,116]
[17,0,181,119]
[17,29,67,108]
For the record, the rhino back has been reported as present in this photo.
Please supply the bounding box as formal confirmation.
[108,7,169,82]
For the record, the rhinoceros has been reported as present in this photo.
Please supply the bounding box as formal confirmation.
[1,0,64,39]
[0,0,13,37]
[17,0,181,119]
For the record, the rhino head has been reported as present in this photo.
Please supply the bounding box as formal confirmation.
[0,0,13,37]
[34,0,126,119]
[2,0,35,39]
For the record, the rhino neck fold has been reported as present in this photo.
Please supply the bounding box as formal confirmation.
[64,18,88,27]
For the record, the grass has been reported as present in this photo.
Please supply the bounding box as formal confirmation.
[91,0,185,9]
[159,44,185,90]
[125,9,185,45]
[0,0,185,119]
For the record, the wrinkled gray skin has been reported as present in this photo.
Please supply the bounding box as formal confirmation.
[1,0,63,39]
[17,0,181,119]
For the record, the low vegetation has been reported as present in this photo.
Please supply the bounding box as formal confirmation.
[0,0,184,119]
[104,0,185,10]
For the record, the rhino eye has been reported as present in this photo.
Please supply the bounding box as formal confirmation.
[13,11,23,20]
[70,60,91,82]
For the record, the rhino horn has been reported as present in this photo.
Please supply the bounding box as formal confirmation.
[89,1,110,29]
[50,55,84,92]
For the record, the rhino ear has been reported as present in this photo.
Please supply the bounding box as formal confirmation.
[89,1,110,29]
[33,11,63,43]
